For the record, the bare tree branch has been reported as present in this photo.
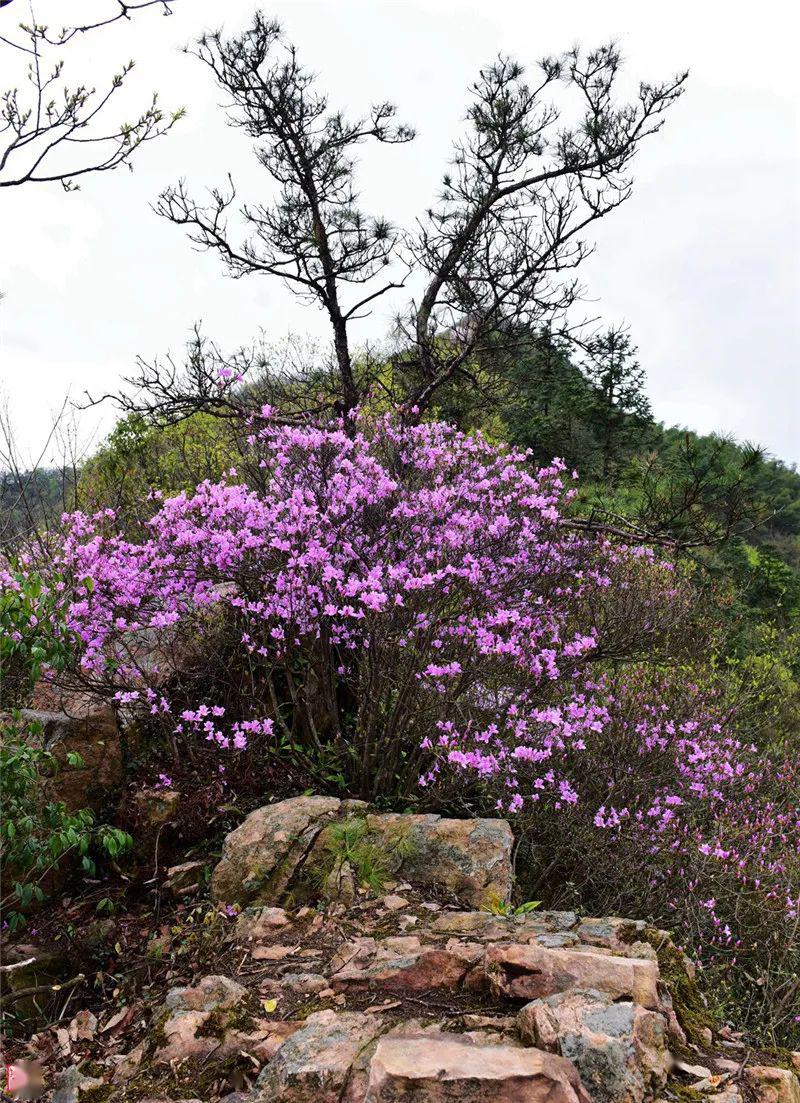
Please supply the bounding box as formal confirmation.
[112,20,685,433]
[0,1,183,190]
[396,48,687,414]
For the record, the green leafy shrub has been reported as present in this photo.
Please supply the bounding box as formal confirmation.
[0,560,132,929]
[78,412,236,530]
[0,711,133,930]
[0,564,71,708]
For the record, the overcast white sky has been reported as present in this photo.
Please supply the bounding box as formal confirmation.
[1,0,798,468]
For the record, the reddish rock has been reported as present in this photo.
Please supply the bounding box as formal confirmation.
[324,858,357,903]
[298,812,515,909]
[163,974,246,1014]
[155,975,249,1064]
[212,797,514,909]
[275,972,330,995]
[68,1010,98,1042]
[460,1013,518,1031]
[330,936,379,974]
[745,1067,800,1103]
[155,975,297,1067]
[430,909,575,942]
[252,943,296,961]
[158,1009,214,1064]
[111,1043,146,1084]
[484,943,661,1008]
[381,894,410,912]
[331,945,472,993]
[364,1032,591,1102]
[22,695,122,812]
[248,1020,304,1062]
[52,1066,105,1102]
[235,905,291,942]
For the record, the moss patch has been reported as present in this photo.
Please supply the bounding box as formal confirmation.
[641,928,715,1048]
[667,1084,708,1103]
[80,1088,114,1103]
[308,817,417,898]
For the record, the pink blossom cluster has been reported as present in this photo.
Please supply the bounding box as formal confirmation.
[481,671,800,956]
[51,416,691,785]
[55,414,647,761]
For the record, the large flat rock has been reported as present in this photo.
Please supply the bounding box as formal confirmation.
[21,698,122,813]
[518,988,670,1103]
[362,813,513,909]
[252,1010,383,1103]
[484,943,661,1008]
[364,1032,591,1102]
[210,796,514,909]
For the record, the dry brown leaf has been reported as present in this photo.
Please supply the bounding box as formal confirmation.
[100,1007,129,1033]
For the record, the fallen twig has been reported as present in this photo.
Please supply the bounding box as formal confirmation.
[0,973,86,1009]
[0,956,36,973]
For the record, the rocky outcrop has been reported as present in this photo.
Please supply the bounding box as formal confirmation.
[209,894,681,1100]
[52,1065,106,1103]
[21,692,122,813]
[135,786,182,827]
[9,805,796,1103]
[313,812,514,909]
[211,796,514,909]
[164,859,207,897]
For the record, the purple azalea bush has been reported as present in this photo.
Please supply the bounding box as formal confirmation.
[55,413,683,795]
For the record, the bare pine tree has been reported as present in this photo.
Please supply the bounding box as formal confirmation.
[155,14,414,414]
[401,49,685,412]
[144,16,685,421]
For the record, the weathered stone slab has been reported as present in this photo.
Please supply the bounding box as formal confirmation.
[364,1032,591,1102]
[331,944,473,993]
[518,988,669,1103]
[252,1010,383,1103]
[210,795,342,906]
[484,943,661,1008]
[431,909,577,941]
[745,1067,800,1103]
[211,796,514,909]
[363,813,513,908]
